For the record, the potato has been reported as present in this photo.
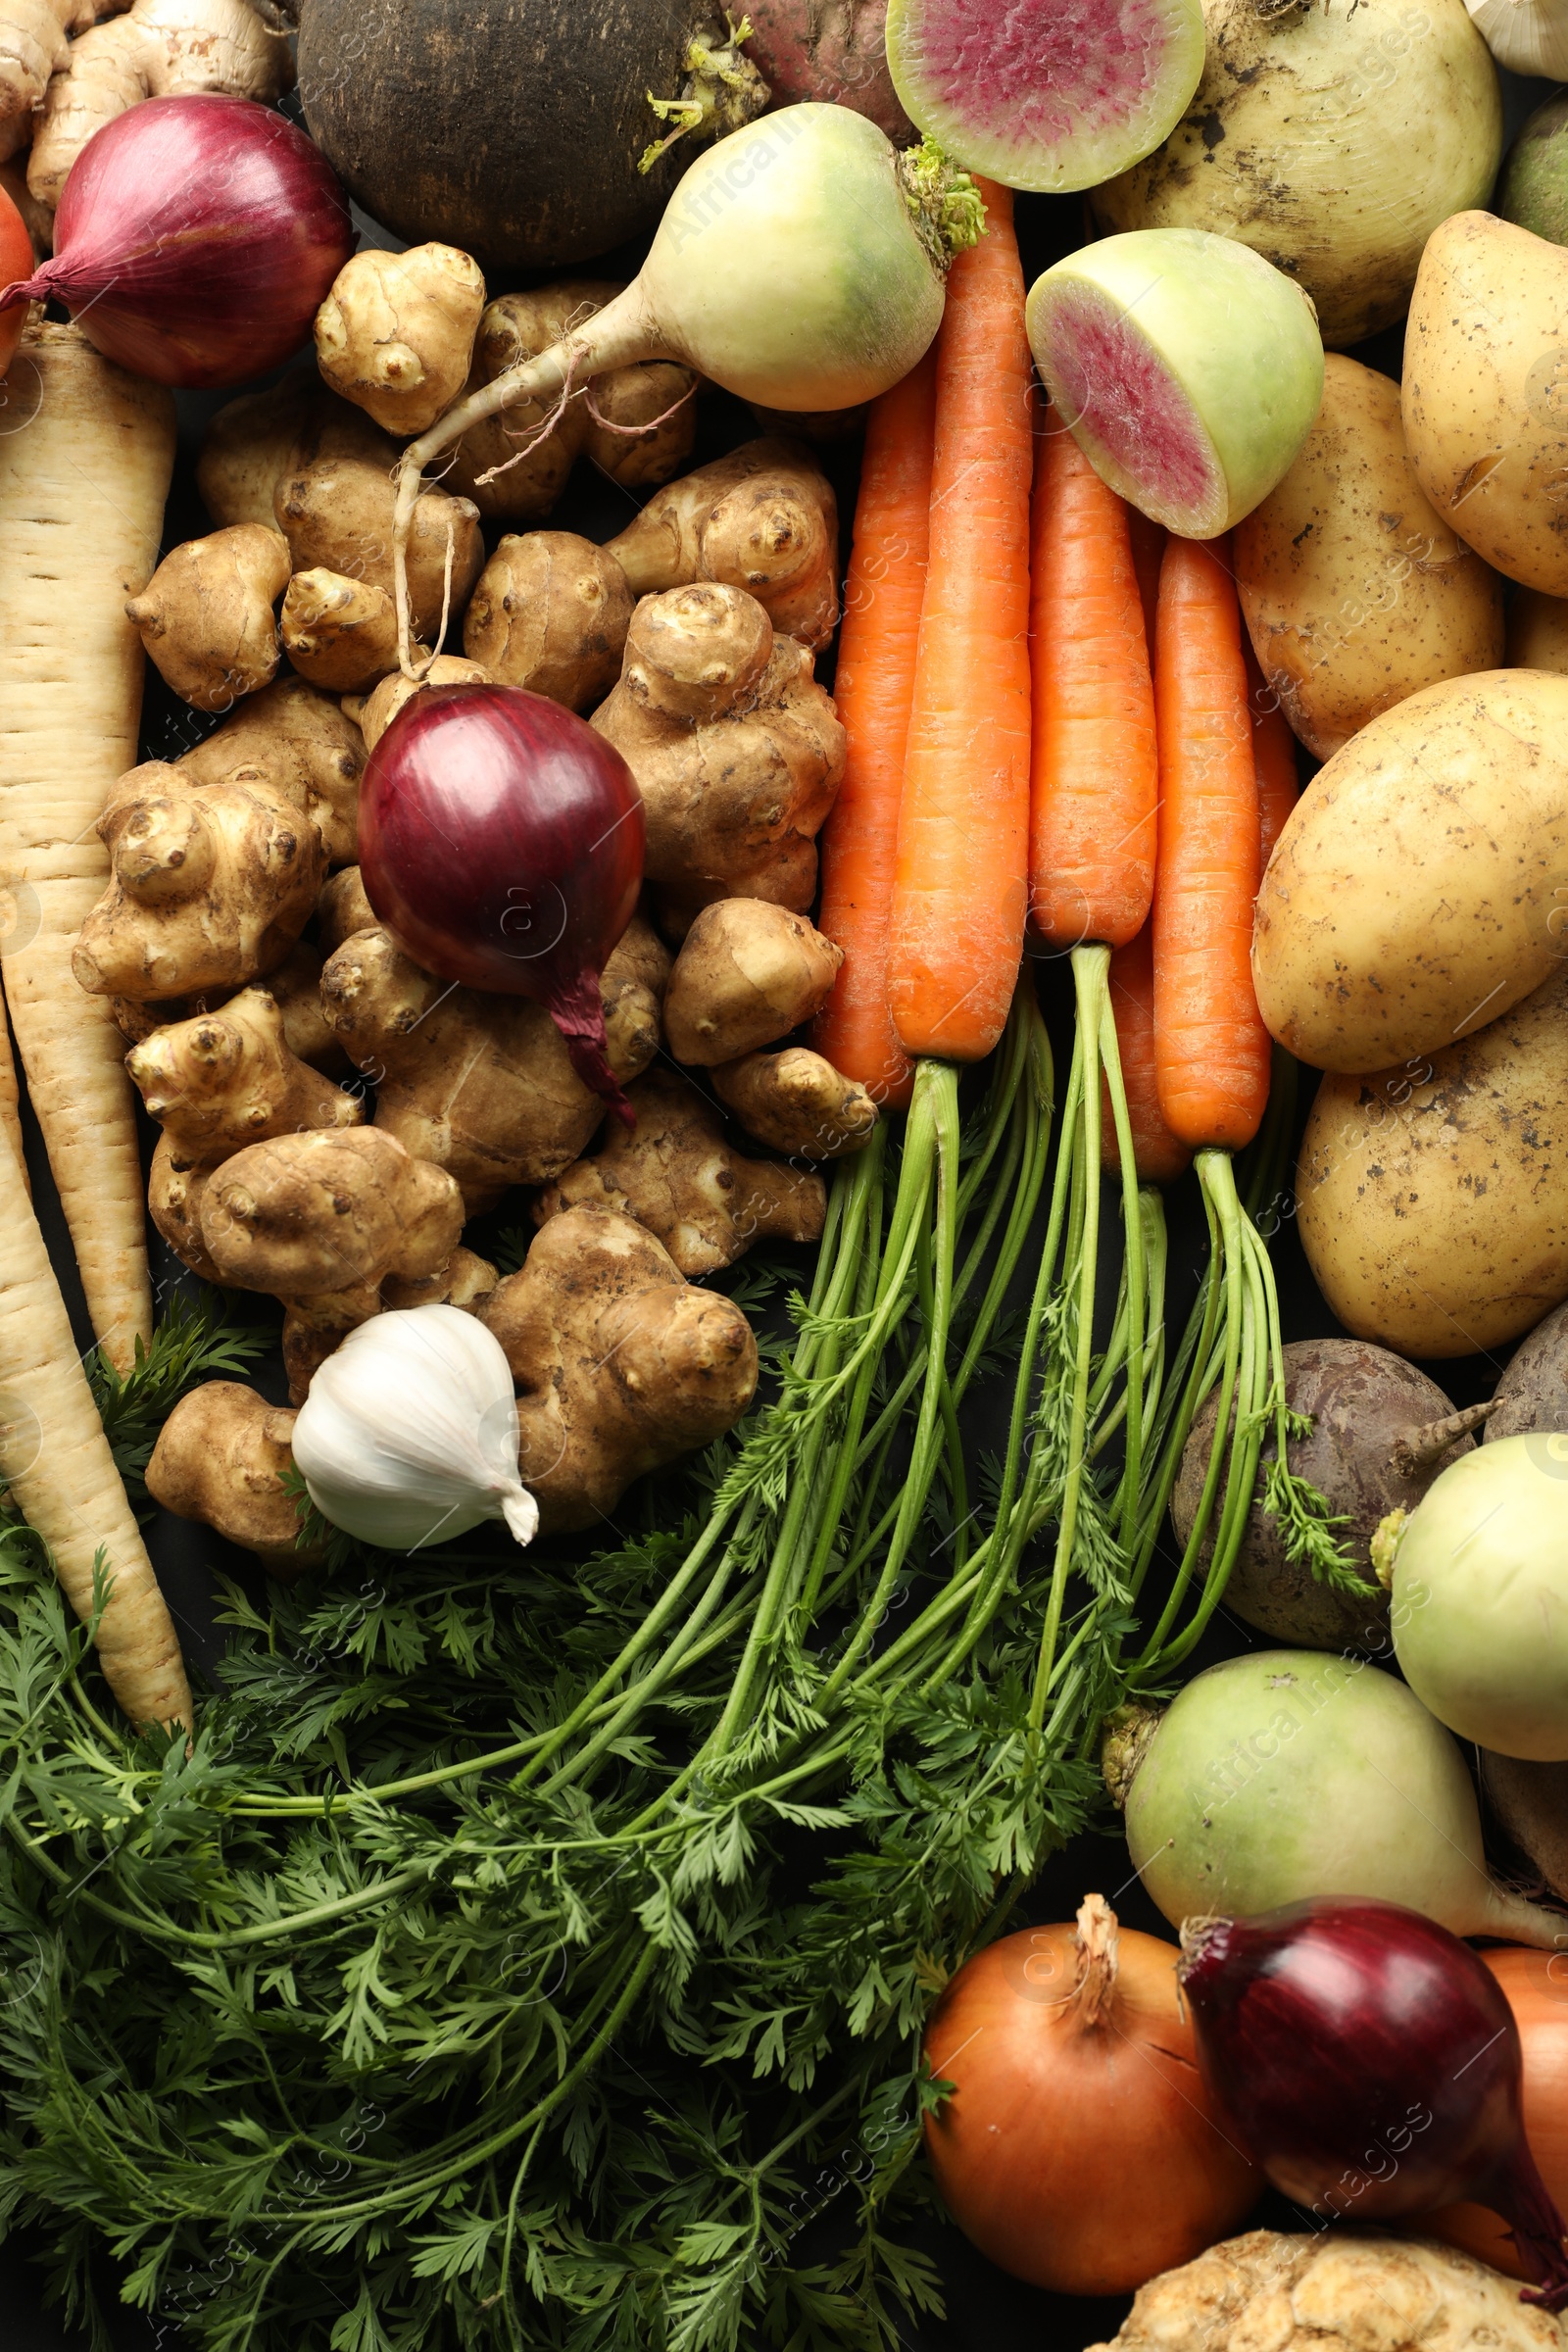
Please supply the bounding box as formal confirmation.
[1251,668,1568,1073]
[1508,588,1568,673]
[1235,357,1502,760]
[1403,211,1568,596]
[1297,964,1568,1358]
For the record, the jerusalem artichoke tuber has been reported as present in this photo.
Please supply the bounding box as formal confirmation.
[279,567,401,695]
[125,983,363,1159]
[353,655,488,753]
[315,863,376,954]
[27,0,290,207]
[125,522,290,711]
[446,282,697,524]
[178,672,366,867]
[592,584,845,931]
[315,241,486,438]
[478,1203,759,1533]
[535,1066,826,1277]
[147,1381,322,1572]
[199,1126,466,1400]
[272,404,484,644]
[711,1046,876,1159]
[604,437,840,651]
[463,531,634,712]
[663,900,844,1065]
[319,916,663,1212]
[74,760,328,1001]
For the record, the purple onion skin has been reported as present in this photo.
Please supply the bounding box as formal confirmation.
[1181,1898,1568,2309]
[359,684,646,1118]
[0,95,354,388]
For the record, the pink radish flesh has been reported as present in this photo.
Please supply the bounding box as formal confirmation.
[887,0,1204,193]
[1038,287,1217,515]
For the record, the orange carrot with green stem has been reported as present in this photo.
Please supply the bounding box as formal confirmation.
[811,349,938,1111]
[1130,534,1354,1680]
[1016,398,1162,1674]
[824,180,1035,1694]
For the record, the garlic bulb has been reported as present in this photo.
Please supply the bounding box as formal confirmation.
[291,1305,538,1552]
[1466,0,1568,78]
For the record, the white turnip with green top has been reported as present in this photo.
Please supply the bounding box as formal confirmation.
[1380,1436,1568,1761]
[390,106,982,665]
[1104,1649,1559,1944]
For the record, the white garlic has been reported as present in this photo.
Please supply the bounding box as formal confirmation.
[1465,0,1568,78]
[291,1304,538,1552]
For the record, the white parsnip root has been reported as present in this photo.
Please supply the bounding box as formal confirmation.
[0,322,173,1370]
[0,1114,190,1729]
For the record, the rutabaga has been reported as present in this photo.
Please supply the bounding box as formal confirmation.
[391,106,982,661]
[1025,230,1323,538]
[290,1304,538,1552]
[1380,1436,1568,1761]
[1103,1649,1559,1945]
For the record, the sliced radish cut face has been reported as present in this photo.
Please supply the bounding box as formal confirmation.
[1026,230,1325,540]
[885,0,1205,194]
[1030,280,1225,536]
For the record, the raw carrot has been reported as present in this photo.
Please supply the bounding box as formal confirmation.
[1246,638,1299,877]
[0,1113,190,1729]
[0,321,173,1371]
[1128,507,1166,672]
[1152,534,1270,1152]
[1028,400,1158,952]
[811,348,937,1110]
[889,178,1032,1064]
[1102,921,1192,1186]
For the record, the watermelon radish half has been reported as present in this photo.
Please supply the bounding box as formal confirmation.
[885,0,1205,194]
[1026,229,1325,538]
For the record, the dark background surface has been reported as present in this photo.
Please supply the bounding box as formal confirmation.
[0,56,1555,2352]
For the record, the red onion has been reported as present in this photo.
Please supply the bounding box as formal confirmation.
[1180,1897,1568,2309]
[0,95,354,388]
[359,684,646,1119]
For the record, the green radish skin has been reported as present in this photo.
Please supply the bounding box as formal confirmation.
[1387,1435,1568,1762]
[391,107,973,662]
[1026,229,1324,537]
[1113,1649,1559,1946]
[885,0,1204,194]
[634,107,950,410]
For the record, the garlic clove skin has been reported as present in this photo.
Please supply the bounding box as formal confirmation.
[1465,0,1568,78]
[291,1304,537,1552]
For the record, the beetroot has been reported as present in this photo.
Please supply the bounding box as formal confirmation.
[747,0,913,143]
[886,0,1204,193]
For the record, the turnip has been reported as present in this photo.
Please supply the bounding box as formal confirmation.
[390,106,981,662]
[1380,1437,1568,1762]
[1025,229,1323,537]
[1093,0,1503,349]
[1103,1650,1558,1944]
[886,0,1205,194]
[1498,90,1568,249]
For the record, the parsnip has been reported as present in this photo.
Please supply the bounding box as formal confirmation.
[0,1106,190,1729]
[0,963,28,1196]
[0,321,173,1370]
